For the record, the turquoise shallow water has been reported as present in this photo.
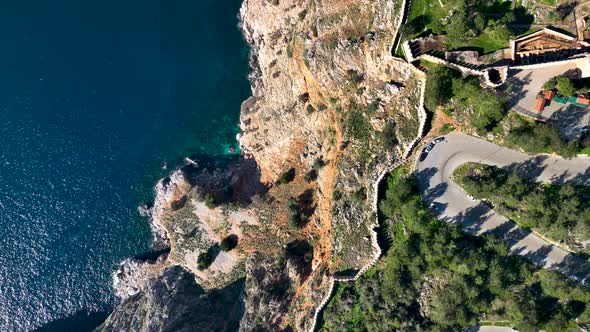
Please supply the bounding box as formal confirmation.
[0,0,249,330]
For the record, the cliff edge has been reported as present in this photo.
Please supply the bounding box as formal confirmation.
[98,0,423,331]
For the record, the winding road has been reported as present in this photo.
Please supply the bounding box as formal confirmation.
[416,132,590,282]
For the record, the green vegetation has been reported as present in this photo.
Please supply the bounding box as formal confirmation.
[304,169,317,183]
[425,68,506,133]
[287,197,309,230]
[277,168,296,185]
[427,70,576,157]
[502,116,579,158]
[197,250,213,271]
[402,0,533,53]
[321,168,590,331]
[451,76,506,132]
[344,101,384,166]
[455,163,590,254]
[424,66,456,112]
[544,75,590,97]
[204,193,217,209]
[220,234,238,252]
[440,123,456,134]
[352,187,366,203]
[380,122,398,151]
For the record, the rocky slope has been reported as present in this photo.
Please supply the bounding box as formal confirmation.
[98,0,423,331]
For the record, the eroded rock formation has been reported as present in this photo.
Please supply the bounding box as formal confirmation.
[99,0,423,331]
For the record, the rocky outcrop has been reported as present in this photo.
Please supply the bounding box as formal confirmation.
[101,0,422,331]
[98,266,244,332]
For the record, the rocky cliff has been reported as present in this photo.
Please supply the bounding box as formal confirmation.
[98,0,423,331]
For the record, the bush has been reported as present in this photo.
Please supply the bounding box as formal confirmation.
[277,168,296,185]
[220,234,238,252]
[504,121,578,158]
[556,76,576,96]
[332,189,342,201]
[204,193,217,209]
[381,122,398,151]
[424,67,457,112]
[352,187,367,202]
[197,251,213,271]
[312,158,325,169]
[304,169,317,183]
[287,198,308,230]
[306,104,316,113]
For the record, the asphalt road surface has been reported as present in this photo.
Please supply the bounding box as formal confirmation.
[416,132,590,282]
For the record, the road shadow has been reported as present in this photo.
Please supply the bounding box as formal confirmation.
[423,182,448,203]
[503,155,549,180]
[504,70,532,109]
[448,202,494,235]
[548,166,590,186]
[414,167,439,196]
[547,104,590,141]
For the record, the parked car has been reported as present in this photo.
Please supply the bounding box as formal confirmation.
[429,202,443,212]
[424,142,435,153]
[434,137,445,144]
[467,194,476,201]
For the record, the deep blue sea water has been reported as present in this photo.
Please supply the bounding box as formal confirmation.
[0,1,250,330]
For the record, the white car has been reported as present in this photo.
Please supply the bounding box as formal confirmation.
[467,194,476,201]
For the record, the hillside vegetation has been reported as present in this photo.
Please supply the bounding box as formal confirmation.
[455,163,590,256]
[321,168,590,331]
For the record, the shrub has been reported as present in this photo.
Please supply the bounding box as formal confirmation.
[204,193,216,209]
[312,158,326,169]
[332,189,342,201]
[306,104,316,113]
[287,198,308,230]
[304,169,317,183]
[424,67,457,112]
[504,121,578,158]
[556,75,576,96]
[298,93,310,103]
[381,122,398,151]
[220,234,238,252]
[277,168,296,185]
[197,251,213,271]
[352,187,367,202]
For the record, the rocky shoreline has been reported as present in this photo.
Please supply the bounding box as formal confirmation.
[98,1,424,331]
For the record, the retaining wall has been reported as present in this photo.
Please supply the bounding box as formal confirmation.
[308,0,425,328]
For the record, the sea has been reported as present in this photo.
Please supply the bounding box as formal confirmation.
[0,0,250,330]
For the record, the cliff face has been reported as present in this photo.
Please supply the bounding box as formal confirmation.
[99,0,423,331]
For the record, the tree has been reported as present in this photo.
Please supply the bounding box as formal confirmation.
[277,168,296,185]
[220,234,238,251]
[204,193,217,209]
[287,198,307,229]
[197,251,213,270]
[381,122,398,151]
[304,169,317,183]
[556,76,576,96]
[424,67,457,111]
[451,76,506,132]
[543,77,557,90]
[445,10,470,49]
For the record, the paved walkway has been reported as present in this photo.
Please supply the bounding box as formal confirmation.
[416,133,590,282]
